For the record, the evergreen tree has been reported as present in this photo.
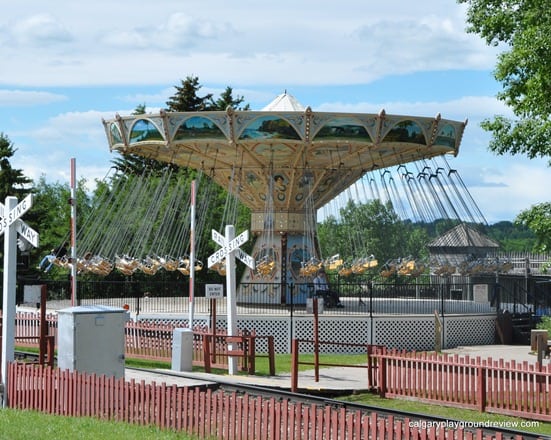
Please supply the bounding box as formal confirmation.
[0,133,32,200]
[211,86,250,111]
[165,75,213,111]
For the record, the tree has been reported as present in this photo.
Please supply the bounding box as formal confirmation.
[485,220,536,251]
[514,203,551,252]
[29,176,92,277]
[459,0,551,162]
[165,75,213,112]
[459,0,551,246]
[317,199,429,268]
[0,133,32,200]
[211,86,250,111]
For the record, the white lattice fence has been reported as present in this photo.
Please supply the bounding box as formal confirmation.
[138,313,496,353]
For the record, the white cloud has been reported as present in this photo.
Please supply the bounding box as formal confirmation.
[27,110,111,143]
[11,14,73,47]
[1,0,544,224]
[467,161,551,222]
[0,89,67,106]
[0,0,498,87]
[316,95,512,121]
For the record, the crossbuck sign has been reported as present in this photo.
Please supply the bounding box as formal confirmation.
[0,194,39,247]
[207,225,254,375]
[1,195,39,407]
[208,229,254,270]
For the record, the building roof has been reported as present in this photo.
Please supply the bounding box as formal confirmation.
[428,223,499,249]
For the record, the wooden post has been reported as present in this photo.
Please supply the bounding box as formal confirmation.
[210,299,217,364]
[378,352,386,397]
[290,338,299,392]
[267,336,275,376]
[203,334,211,373]
[249,333,256,375]
[476,359,486,412]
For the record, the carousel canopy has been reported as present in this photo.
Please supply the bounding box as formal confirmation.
[103,93,467,214]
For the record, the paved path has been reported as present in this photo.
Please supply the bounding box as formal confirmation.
[442,344,540,364]
[127,345,542,393]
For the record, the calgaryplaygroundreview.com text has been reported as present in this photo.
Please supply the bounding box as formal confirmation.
[409,419,541,431]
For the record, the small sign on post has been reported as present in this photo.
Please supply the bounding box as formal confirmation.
[206,284,224,299]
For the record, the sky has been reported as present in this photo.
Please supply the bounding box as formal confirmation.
[1,0,550,225]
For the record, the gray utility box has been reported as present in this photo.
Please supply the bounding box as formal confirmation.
[57,305,129,379]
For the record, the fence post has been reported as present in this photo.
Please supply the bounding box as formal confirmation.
[203,334,211,373]
[378,350,387,397]
[476,360,486,412]
[291,338,299,392]
[241,329,250,373]
[267,336,275,376]
[248,331,256,375]
[367,344,376,389]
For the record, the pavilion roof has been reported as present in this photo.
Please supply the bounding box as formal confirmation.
[428,223,499,249]
[262,91,306,111]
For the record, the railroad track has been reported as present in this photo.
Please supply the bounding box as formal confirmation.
[128,366,548,440]
[12,352,548,439]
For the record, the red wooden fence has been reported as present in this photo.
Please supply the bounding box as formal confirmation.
[124,321,275,373]
[5,312,274,373]
[7,362,518,439]
[373,348,551,422]
[5,312,550,427]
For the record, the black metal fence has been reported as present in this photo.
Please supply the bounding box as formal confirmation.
[12,273,550,317]
[8,278,488,316]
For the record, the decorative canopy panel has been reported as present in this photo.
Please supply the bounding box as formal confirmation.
[103,100,467,214]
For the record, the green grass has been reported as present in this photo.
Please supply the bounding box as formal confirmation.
[340,392,550,436]
[0,408,198,440]
[125,352,369,374]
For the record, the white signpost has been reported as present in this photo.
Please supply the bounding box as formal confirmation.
[208,225,254,375]
[0,195,39,407]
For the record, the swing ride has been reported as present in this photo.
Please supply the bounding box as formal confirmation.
[98,92,474,297]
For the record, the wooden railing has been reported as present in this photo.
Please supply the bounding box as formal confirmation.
[372,348,551,422]
[194,330,275,375]
[6,313,275,374]
[124,320,275,373]
[290,338,381,392]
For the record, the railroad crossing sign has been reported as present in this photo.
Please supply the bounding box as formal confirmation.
[0,194,37,245]
[208,229,255,269]
[208,225,254,376]
[1,195,39,407]
[15,220,39,248]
